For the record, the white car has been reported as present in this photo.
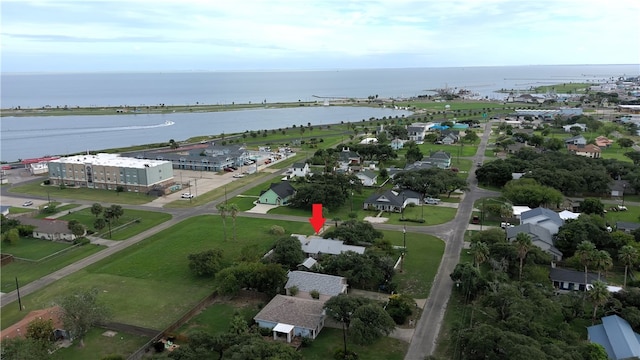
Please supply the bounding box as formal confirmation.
[233,174,245,178]
[181,193,194,199]
[23,200,34,206]
[424,197,441,205]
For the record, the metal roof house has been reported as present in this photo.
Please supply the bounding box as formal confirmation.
[507,223,563,261]
[292,234,365,258]
[363,189,422,213]
[550,267,601,292]
[588,314,640,360]
[520,207,564,235]
[285,271,348,301]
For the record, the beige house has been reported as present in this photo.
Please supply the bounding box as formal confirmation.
[284,271,348,301]
[567,144,601,158]
[18,217,78,242]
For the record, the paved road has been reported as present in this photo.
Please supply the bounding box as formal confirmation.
[0,121,499,360]
[404,121,498,360]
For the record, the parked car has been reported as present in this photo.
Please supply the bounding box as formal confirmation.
[500,222,514,229]
[23,200,34,206]
[181,193,194,199]
[472,215,480,224]
[424,197,441,205]
[223,167,234,172]
[233,174,245,178]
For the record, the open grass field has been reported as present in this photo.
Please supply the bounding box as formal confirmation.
[606,205,640,224]
[378,205,458,226]
[1,216,312,331]
[33,203,81,219]
[302,328,408,360]
[1,237,71,260]
[50,327,150,360]
[383,230,445,298]
[8,181,154,205]
[533,82,591,94]
[417,143,478,158]
[58,208,172,240]
[0,243,104,293]
[266,187,379,220]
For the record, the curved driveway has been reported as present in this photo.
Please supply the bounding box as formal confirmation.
[1,122,498,360]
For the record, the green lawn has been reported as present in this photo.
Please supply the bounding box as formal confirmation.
[176,300,264,337]
[266,188,380,221]
[301,328,408,360]
[606,205,640,224]
[8,182,154,205]
[1,216,311,331]
[1,237,71,260]
[383,230,445,298]
[0,243,105,293]
[379,205,458,226]
[58,208,172,240]
[50,327,150,360]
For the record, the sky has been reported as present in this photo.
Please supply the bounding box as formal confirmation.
[1,0,639,73]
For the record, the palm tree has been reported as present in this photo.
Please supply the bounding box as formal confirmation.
[619,245,639,288]
[216,203,228,241]
[576,241,596,292]
[470,241,489,270]
[514,233,532,281]
[228,203,239,241]
[588,281,609,324]
[593,250,612,281]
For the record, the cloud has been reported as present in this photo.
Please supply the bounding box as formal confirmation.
[1,0,639,71]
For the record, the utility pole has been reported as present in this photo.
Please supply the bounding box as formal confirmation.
[15,277,22,311]
[401,226,407,272]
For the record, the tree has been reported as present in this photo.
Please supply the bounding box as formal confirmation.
[619,245,639,288]
[93,218,106,233]
[325,295,372,356]
[216,203,228,241]
[579,198,605,216]
[576,241,596,292]
[103,208,115,238]
[514,233,533,281]
[323,219,383,245]
[109,205,124,223]
[228,203,239,241]
[57,288,110,347]
[463,131,479,144]
[625,151,640,165]
[271,236,304,270]
[592,250,612,280]
[90,203,103,218]
[188,249,224,277]
[470,241,489,269]
[588,281,609,323]
[349,303,396,345]
[26,318,55,352]
[405,142,423,163]
[0,337,50,360]
[450,263,485,301]
[67,219,85,238]
[503,179,563,208]
[3,228,19,245]
[618,138,635,148]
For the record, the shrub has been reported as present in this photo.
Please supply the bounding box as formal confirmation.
[334,349,359,360]
[73,237,91,246]
[301,336,313,347]
[258,327,272,336]
[310,289,320,299]
[289,286,299,296]
[385,294,416,325]
[270,225,285,235]
[43,179,51,185]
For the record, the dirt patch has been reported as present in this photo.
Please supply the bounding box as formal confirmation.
[363,216,389,223]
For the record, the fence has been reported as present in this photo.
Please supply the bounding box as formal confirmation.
[127,291,219,360]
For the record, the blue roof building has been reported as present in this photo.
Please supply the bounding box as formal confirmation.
[588,315,640,359]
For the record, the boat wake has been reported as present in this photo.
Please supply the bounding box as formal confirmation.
[2,120,175,140]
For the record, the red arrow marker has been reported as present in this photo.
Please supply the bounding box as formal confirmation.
[309,203,326,234]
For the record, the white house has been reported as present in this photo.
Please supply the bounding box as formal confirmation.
[290,162,310,178]
[562,123,588,132]
[355,170,378,187]
[292,234,366,258]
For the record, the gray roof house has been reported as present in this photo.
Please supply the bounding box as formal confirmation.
[617,221,640,234]
[588,314,640,360]
[520,207,564,235]
[363,189,422,213]
[285,271,348,301]
[292,234,366,259]
[550,267,601,292]
[423,151,452,169]
[18,217,79,242]
[258,182,296,205]
[338,148,361,170]
[253,295,326,342]
[507,223,563,261]
[564,135,587,146]
[356,170,378,187]
[298,257,318,271]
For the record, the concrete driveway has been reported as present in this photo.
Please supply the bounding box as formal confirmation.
[246,203,278,214]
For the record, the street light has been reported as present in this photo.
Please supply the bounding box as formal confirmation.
[401,226,407,272]
[622,184,626,207]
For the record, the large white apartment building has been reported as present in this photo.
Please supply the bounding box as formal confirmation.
[48,153,174,193]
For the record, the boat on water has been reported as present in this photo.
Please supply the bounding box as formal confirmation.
[164,120,175,126]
